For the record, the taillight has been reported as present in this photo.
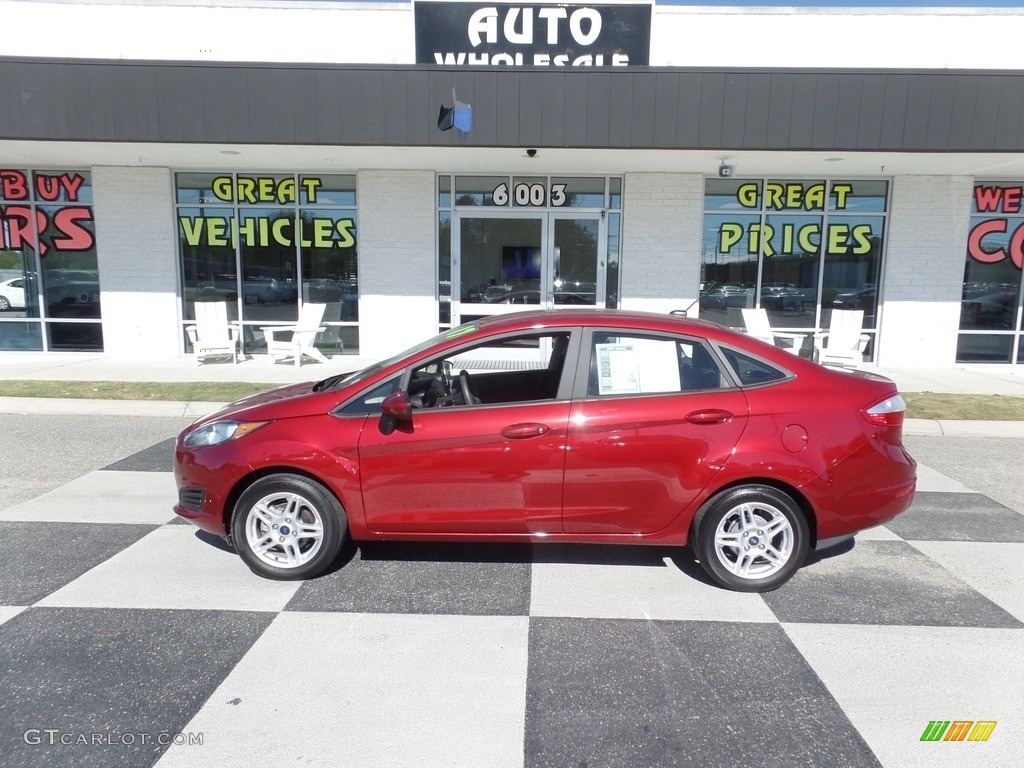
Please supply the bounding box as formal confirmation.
[864,394,906,427]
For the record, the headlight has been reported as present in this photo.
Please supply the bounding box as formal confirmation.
[182,420,268,448]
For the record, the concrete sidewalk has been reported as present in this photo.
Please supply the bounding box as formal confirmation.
[0,352,1021,437]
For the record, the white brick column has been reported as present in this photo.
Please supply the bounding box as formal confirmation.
[877,175,973,367]
[356,170,437,360]
[92,166,181,358]
[620,173,704,316]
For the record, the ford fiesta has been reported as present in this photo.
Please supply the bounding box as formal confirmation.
[173,309,916,592]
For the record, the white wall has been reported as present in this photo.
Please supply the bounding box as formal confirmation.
[356,169,438,360]
[877,175,973,367]
[92,166,182,358]
[619,172,704,317]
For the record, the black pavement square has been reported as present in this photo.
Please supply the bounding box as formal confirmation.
[764,540,1024,627]
[0,522,158,605]
[0,607,274,768]
[524,617,881,768]
[885,491,1024,542]
[102,438,177,473]
[285,540,532,615]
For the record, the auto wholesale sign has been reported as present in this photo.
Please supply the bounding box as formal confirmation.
[415,2,652,67]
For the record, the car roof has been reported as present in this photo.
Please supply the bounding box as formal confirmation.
[469,308,722,335]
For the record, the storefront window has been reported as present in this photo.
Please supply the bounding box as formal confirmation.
[957,182,1024,363]
[700,178,888,360]
[0,169,99,351]
[176,172,358,356]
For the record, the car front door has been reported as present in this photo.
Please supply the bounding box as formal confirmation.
[562,330,749,535]
[356,330,577,535]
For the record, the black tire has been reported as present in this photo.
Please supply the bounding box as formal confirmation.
[692,485,809,592]
[231,473,346,580]
[0,296,9,311]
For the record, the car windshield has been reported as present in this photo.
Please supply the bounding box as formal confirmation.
[312,322,481,392]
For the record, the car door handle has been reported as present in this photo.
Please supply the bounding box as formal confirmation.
[501,423,550,439]
[685,409,733,425]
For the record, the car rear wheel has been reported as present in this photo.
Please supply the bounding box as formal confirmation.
[231,474,346,580]
[693,485,809,592]
[0,296,9,311]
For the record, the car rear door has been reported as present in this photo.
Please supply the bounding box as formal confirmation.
[562,330,748,535]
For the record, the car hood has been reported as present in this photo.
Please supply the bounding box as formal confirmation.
[192,380,343,427]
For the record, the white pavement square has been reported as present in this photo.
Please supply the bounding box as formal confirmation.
[0,470,177,524]
[529,556,778,622]
[155,612,530,768]
[784,624,1024,768]
[37,526,303,613]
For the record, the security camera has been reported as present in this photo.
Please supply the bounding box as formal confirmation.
[526,148,538,158]
[718,163,735,178]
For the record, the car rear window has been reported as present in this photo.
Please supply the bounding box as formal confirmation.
[719,347,789,386]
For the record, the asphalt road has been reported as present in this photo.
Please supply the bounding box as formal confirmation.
[903,434,1024,514]
[0,413,1021,768]
[0,414,193,510]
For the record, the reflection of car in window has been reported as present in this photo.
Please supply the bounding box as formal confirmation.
[0,277,27,310]
[305,279,343,302]
[699,285,751,309]
[46,281,101,318]
[482,284,514,301]
[961,289,1017,328]
[243,277,289,304]
[759,286,803,311]
[832,288,877,312]
[485,290,592,305]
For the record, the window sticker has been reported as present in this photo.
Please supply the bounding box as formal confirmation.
[595,337,682,395]
[596,343,640,395]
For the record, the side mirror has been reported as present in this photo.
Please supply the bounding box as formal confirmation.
[378,391,413,435]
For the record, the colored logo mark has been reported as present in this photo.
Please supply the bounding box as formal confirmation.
[920,720,997,742]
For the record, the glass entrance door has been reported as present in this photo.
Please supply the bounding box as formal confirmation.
[453,212,603,325]
[550,212,602,309]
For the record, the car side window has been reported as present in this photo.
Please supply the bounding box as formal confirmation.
[409,331,572,409]
[719,347,788,386]
[336,375,402,415]
[587,333,724,397]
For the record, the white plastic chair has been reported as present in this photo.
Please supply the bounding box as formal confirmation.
[317,302,345,354]
[740,308,806,355]
[185,301,240,365]
[814,309,870,367]
[262,302,329,367]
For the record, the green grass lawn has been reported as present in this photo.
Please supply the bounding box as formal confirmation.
[0,380,1022,420]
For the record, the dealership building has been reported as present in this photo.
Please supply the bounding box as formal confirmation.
[2,0,1024,367]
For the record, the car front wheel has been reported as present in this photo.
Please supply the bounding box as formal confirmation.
[692,485,809,592]
[231,474,346,580]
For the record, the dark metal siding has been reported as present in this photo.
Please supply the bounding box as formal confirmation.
[2,58,1024,152]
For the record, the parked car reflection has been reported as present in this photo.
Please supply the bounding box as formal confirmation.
[46,281,101,318]
[699,285,751,310]
[0,277,27,311]
[759,286,803,311]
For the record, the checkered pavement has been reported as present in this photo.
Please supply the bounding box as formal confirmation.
[0,436,1021,768]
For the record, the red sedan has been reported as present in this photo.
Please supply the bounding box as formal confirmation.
[173,309,915,592]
